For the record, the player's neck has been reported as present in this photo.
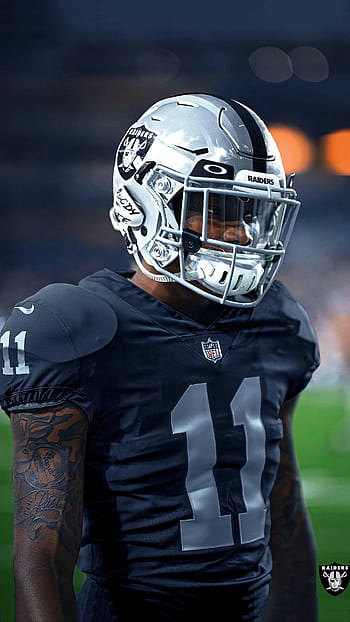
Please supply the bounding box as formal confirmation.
[130,266,223,326]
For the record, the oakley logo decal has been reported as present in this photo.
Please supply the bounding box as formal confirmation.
[203,163,228,175]
[191,159,235,179]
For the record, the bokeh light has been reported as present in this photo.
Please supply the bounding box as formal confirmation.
[249,46,293,83]
[321,129,350,175]
[289,46,329,82]
[268,125,316,173]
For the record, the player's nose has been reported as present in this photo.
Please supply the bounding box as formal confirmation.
[222,223,253,246]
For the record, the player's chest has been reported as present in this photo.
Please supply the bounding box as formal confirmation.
[88,322,290,436]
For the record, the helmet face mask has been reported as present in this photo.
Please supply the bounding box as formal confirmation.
[110,94,300,307]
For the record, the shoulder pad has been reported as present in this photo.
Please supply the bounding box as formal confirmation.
[2,283,118,362]
[266,281,318,343]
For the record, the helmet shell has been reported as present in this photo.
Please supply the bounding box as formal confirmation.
[110,94,299,307]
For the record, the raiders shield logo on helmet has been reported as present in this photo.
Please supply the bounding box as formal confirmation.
[117,125,156,180]
[201,338,223,363]
[319,562,350,596]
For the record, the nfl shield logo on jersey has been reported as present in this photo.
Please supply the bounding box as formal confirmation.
[201,338,223,363]
[319,563,350,596]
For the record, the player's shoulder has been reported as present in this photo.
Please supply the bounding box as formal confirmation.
[258,280,317,344]
[264,279,302,311]
[1,279,118,362]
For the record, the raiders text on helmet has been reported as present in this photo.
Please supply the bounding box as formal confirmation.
[110,93,300,307]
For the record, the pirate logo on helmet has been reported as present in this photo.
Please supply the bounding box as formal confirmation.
[319,562,350,596]
[117,124,156,180]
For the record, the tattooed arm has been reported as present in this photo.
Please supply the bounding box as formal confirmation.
[10,403,88,622]
[264,396,317,622]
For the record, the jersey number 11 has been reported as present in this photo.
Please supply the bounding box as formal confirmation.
[171,377,266,551]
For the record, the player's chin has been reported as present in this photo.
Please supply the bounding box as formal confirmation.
[186,278,222,300]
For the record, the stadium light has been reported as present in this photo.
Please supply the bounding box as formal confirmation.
[321,129,350,175]
[268,124,316,174]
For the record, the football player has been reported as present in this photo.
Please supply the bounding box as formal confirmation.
[0,94,319,621]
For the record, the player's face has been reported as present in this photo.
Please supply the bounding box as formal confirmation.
[185,192,258,248]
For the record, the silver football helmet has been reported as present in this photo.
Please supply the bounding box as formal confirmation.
[110,93,300,307]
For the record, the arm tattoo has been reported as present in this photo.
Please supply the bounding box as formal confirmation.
[269,423,307,551]
[11,404,87,558]
[265,407,317,622]
[271,421,312,553]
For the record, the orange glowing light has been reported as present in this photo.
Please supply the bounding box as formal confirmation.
[268,125,315,174]
[322,129,350,175]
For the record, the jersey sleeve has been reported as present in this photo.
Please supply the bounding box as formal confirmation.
[276,281,320,400]
[0,283,118,423]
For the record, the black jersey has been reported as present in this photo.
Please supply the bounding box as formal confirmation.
[0,269,319,592]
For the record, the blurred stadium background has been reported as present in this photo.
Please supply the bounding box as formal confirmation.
[0,1,350,620]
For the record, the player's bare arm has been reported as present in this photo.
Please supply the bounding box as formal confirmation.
[11,402,88,622]
[264,396,317,622]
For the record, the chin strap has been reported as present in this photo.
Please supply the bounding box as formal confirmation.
[134,253,176,282]
[134,252,199,283]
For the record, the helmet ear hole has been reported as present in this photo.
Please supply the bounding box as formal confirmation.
[135,161,156,184]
